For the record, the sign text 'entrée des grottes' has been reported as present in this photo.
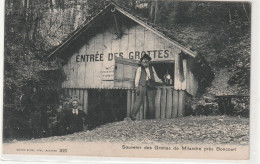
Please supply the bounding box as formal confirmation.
[75,49,170,62]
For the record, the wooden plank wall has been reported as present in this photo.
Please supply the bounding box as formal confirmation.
[127,87,187,119]
[62,23,178,89]
[64,87,189,119]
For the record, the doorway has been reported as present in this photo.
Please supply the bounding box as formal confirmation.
[87,89,127,129]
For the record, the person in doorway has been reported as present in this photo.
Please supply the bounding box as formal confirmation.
[130,54,163,120]
[64,98,86,134]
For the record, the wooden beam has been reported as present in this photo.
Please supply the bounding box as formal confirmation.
[181,59,187,90]
[69,89,73,98]
[150,60,174,64]
[160,87,166,119]
[79,89,84,111]
[75,89,79,99]
[127,90,131,117]
[178,91,185,117]
[166,88,172,119]
[144,94,147,119]
[131,90,135,115]
[112,12,122,38]
[155,87,161,119]
[172,90,178,118]
[139,103,143,120]
[83,89,88,114]
[174,53,181,90]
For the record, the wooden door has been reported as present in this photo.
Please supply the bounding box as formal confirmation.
[114,57,139,89]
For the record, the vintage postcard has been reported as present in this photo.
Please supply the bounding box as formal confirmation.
[2,0,253,162]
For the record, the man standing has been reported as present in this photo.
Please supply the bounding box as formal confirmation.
[64,98,86,134]
[130,54,162,120]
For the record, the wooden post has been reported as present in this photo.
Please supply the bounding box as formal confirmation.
[172,90,178,118]
[75,89,79,99]
[127,90,131,117]
[75,88,78,96]
[155,87,161,119]
[160,87,166,119]
[112,13,122,37]
[64,88,69,98]
[71,88,74,97]
[174,52,181,90]
[139,104,143,120]
[144,95,147,119]
[181,59,187,90]
[79,89,84,111]
[71,88,75,97]
[186,65,191,94]
[139,94,145,120]
[83,89,88,114]
[69,89,73,98]
[178,91,185,117]
[137,99,141,121]
[131,90,135,115]
[166,88,173,119]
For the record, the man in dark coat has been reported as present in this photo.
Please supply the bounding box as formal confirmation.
[130,54,162,120]
[64,98,85,134]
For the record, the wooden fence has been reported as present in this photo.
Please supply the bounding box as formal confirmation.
[127,86,189,120]
[63,87,190,120]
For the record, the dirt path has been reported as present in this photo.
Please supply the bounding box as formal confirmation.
[8,116,249,145]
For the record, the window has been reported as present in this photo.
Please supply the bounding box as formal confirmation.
[151,61,175,86]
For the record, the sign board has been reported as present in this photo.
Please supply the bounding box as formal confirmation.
[62,24,181,89]
[101,69,114,81]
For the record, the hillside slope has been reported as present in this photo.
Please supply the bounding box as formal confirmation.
[168,24,250,95]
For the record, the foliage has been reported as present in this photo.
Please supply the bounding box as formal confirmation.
[188,95,220,116]
[187,94,249,117]
[231,97,250,117]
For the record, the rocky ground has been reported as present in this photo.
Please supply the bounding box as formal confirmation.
[10,116,249,145]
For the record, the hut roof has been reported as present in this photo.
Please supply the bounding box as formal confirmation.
[47,2,214,83]
[47,2,198,59]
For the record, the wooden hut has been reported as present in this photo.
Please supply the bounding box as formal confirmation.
[48,3,214,121]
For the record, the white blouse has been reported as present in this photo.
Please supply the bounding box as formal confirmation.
[134,66,162,87]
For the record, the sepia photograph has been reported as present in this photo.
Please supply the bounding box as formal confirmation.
[1,0,253,161]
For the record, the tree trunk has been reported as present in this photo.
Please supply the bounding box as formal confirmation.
[169,2,179,24]
[13,0,23,33]
[187,2,196,19]
[60,0,65,11]
[22,0,28,39]
[26,0,33,41]
[154,0,159,23]
[149,0,159,23]
[131,0,136,10]
[71,7,77,31]
[50,0,53,11]
[149,1,155,22]
[32,13,40,41]
[228,10,232,24]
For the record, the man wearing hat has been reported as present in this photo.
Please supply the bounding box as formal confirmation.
[130,54,162,120]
